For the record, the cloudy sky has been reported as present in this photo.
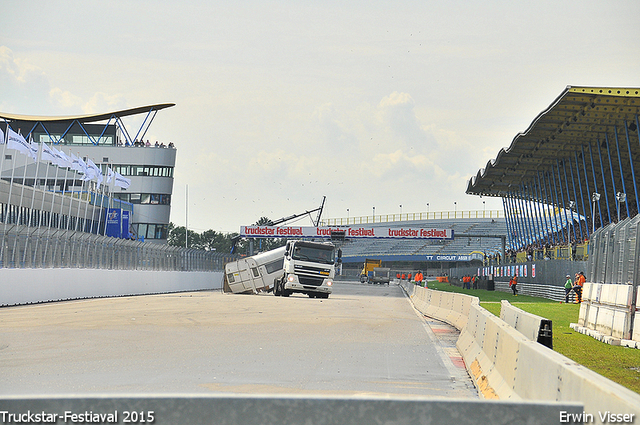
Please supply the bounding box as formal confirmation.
[2,1,639,233]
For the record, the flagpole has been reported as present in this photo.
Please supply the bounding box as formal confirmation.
[43,149,63,266]
[22,138,43,265]
[33,158,54,267]
[11,129,33,266]
[0,126,7,264]
[27,139,43,229]
[185,184,189,249]
[15,130,36,231]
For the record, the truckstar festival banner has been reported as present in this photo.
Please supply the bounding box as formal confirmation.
[240,225,454,240]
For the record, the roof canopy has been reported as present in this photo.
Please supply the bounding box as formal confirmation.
[0,103,175,146]
[467,86,640,205]
[0,103,175,124]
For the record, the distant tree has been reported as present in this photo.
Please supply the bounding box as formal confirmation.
[167,223,202,249]
[167,217,286,254]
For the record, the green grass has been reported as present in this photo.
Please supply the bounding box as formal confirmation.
[427,281,640,394]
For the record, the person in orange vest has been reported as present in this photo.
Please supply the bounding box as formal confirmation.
[396,272,401,281]
[415,270,424,287]
[408,272,412,282]
[509,275,518,296]
[573,271,585,303]
[401,273,406,281]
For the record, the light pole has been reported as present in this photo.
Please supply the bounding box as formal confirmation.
[483,200,486,217]
[616,192,626,222]
[591,192,600,234]
[372,206,375,223]
[347,208,349,224]
[454,201,457,217]
[399,204,402,219]
[568,200,575,242]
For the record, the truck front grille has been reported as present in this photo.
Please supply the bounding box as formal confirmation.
[298,275,324,286]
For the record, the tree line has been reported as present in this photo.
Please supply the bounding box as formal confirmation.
[166,217,287,255]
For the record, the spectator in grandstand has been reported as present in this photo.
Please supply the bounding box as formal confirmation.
[564,274,573,303]
[509,275,518,296]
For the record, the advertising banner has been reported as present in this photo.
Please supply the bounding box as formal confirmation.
[105,208,121,238]
[240,225,454,240]
[122,210,130,239]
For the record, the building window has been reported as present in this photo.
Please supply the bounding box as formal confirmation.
[113,193,171,205]
[111,165,173,178]
[133,223,168,240]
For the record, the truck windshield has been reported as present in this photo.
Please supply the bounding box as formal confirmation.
[292,244,334,264]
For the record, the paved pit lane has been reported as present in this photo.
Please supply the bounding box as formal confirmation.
[0,281,477,398]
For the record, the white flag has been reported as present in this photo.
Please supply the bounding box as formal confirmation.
[41,142,58,163]
[113,171,131,189]
[6,127,33,159]
[28,136,39,161]
[106,167,115,184]
[69,153,84,172]
[0,127,4,144]
[87,158,103,185]
[51,146,72,168]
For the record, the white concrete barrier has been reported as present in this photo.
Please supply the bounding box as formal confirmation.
[400,281,640,422]
[575,282,638,344]
[499,300,549,343]
[400,281,478,330]
[0,268,223,306]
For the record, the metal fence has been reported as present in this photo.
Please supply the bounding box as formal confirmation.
[587,215,640,285]
[0,225,236,271]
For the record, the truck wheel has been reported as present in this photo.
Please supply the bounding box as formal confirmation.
[282,290,291,297]
[274,280,281,296]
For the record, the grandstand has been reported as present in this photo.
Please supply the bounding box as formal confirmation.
[338,216,507,264]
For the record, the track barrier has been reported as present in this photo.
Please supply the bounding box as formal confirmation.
[400,281,640,423]
[500,300,553,349]
[0,395,583,425]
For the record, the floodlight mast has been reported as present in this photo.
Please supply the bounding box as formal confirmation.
[231,197,327,254]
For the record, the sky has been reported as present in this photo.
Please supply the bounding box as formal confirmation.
[1,0,639,233]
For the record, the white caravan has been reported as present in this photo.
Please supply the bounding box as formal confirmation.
[225,247,286,294]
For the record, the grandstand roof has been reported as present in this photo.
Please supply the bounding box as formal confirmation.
[467,86,640,203]
[0,104,175,124]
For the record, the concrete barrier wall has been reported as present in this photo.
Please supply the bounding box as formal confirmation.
[0,268,223,306]
[499,300,547,343]
[400,281,478,330]
[0,395,583,425]
[575,282,638,343]
[399,281,640,422]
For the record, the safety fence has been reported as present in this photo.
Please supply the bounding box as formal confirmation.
[587,214,640,285]
[0,225,235,271]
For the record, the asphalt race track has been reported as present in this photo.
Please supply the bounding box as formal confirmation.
[0,281,477,399]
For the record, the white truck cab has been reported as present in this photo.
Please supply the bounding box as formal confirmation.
[274,240,337,299]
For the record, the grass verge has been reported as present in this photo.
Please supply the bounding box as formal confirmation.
[426,281,640,394]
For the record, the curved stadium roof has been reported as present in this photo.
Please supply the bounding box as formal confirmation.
[0,103,175,123]
[467,86,640,219]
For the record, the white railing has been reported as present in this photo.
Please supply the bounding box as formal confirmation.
[321,210,504,226]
